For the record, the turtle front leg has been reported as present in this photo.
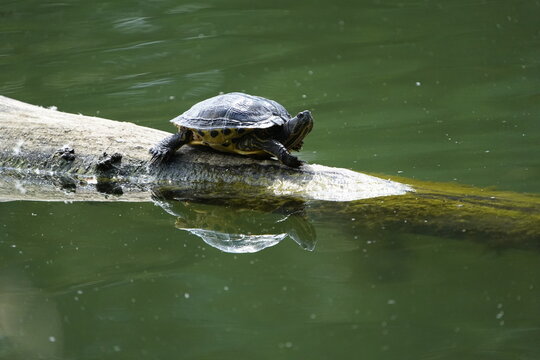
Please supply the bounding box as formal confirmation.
[263,140,303,167]
[240,137,303,168]
[149,130,191,164]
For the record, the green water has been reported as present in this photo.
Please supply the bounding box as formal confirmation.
[1,0,540,359]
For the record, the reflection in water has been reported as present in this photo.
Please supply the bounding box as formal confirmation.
[0,270,62,360]
[178,227,286,253]
[152,188,316,253]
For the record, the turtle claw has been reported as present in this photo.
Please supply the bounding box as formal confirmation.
[288,158,304,168]
[149,132,187,165]
[282,154,303,168]
[149,146,172,165]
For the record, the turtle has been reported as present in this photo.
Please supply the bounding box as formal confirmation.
[149,92,313,168]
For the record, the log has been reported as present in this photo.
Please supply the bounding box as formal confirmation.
[0,95,411,202]
[1,95,539,248]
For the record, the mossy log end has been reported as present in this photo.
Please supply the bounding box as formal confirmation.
[331,180,540,247]
[1,95,539,247]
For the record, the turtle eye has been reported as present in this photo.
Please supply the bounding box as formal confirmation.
[297,112,304,119]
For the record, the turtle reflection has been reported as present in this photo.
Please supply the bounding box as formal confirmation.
[153,194,316,253]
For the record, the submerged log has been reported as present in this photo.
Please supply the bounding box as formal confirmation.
[1,95,539,247]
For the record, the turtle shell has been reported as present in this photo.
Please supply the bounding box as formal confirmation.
[171,92,291,130]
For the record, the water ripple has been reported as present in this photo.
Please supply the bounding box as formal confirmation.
[103,40,167,53]
[182,69,223,98]
[113,16,158,34]
[166,3,211,14]
[129,77,174,89]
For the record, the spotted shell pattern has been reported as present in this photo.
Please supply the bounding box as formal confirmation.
[189,127,254,154]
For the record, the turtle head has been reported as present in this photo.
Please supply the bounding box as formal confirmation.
[281,110,313,151]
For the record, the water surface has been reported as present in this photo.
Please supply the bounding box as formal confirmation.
[1,0,539,359]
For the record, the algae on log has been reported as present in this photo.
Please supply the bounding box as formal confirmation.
[317,180,540,248]
[0,95,539,247]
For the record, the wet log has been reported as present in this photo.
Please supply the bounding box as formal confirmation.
[0,95,411,202]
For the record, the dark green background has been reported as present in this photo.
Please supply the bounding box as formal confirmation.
[1,1,539,359]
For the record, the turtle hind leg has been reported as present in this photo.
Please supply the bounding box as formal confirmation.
[149,130,190,164]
